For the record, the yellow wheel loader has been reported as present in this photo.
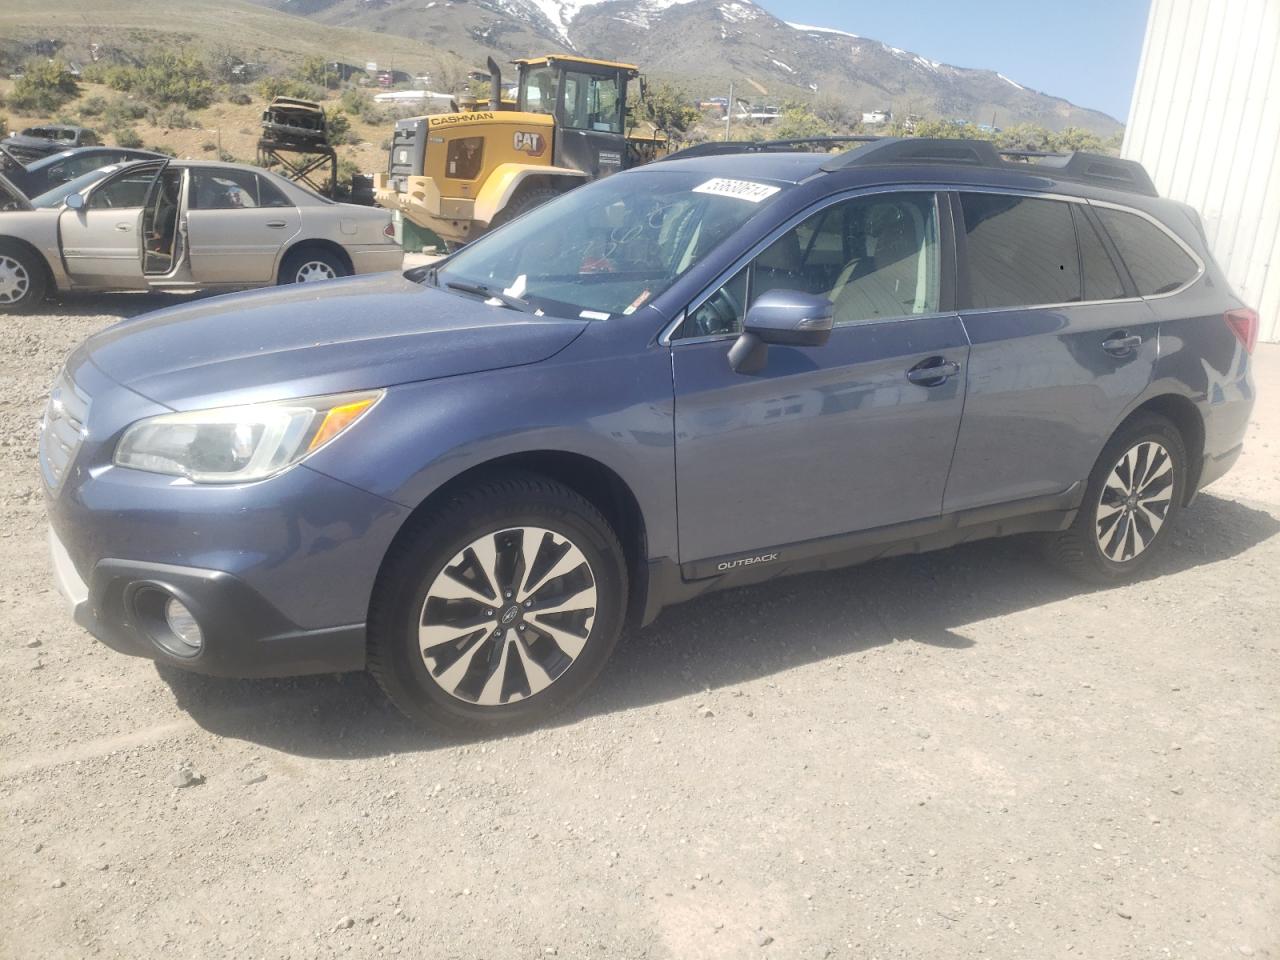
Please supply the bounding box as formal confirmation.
[374,55,667,247]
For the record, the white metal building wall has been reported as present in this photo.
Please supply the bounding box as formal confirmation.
[1123,0,1280,340]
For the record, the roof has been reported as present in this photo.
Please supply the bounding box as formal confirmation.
[511,54,640,74]
[647,152,828,185]
[660,138,1159,199]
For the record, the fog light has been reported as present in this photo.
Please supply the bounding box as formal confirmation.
[162,597,204,657]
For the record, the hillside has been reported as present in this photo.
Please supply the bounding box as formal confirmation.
[0,0,1121,135]
[253,0,1122,133]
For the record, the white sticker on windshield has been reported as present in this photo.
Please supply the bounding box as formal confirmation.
[579,310,611,321]
[692,178,781,203]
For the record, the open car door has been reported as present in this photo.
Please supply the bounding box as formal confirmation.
[58,161,164,287]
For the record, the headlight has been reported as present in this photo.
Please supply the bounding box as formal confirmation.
[114,391,382,483]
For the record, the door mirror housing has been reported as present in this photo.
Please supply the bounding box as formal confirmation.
[64,191,85,211]
[744,289,834,346]
[729,289,834,374]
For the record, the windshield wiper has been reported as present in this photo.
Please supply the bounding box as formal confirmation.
[445,280,536,313]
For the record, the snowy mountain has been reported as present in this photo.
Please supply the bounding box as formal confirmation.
[258,0,1121,133]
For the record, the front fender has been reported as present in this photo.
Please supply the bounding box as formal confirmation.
[301,335,679,563]
[473,164,588,225]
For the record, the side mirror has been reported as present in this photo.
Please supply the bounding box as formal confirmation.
[64,192,85,210]
[728,289,834,374]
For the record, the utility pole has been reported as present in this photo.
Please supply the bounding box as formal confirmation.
[724,81,733,141]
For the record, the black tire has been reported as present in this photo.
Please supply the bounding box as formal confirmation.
[1046,411,1187,584]
[368,473,628,732]
[489,186,561,230]
[277,246,349,285]
[0,241,49,313]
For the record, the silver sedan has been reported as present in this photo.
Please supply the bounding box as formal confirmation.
[0,159,403,312]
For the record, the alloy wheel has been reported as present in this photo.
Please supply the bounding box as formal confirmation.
[0,255,30,304]
[1095,440,1175,562]
[419,526,598,706]
[295,260,337,283]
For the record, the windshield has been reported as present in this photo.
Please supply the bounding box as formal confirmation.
[434,169,787,320]
[31,165,119,208]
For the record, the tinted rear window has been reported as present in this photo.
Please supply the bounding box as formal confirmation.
[1094,207,1199,296]
[1075,207,1127,301]
[960,194,1081,309]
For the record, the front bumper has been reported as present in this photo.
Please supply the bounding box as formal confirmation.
[49,526,368,678]
[43,351,411,678]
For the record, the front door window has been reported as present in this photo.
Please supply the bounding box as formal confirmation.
[676,191,941,339]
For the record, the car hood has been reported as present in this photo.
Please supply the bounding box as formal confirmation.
[76,272,589,410]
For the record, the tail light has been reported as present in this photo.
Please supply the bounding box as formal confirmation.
[382,222,396,240]
[1224,308,1259,354]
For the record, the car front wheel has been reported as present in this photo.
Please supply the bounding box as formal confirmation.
[1047,411,1186,583]
[0,242,48,313]
[368,474,628,732]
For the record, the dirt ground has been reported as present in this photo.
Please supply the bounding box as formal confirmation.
[1,291,1277,960]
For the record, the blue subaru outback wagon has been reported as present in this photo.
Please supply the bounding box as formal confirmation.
[43,138,1257,731]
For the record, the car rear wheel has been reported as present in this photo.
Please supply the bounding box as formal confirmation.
[0,243,47,313]
[368,474,627,732]
[1046,412,1186,583]
[278,247,349,285]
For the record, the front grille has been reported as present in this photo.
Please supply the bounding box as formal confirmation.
[39,369,90,492]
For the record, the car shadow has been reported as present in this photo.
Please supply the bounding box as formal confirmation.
[39,290,221,320]
[155,492,1279,757]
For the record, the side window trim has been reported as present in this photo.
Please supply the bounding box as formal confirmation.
[949,188,1201,313]
[664,186,951,345]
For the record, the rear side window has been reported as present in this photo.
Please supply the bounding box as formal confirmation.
[960,194,1081,309]
[191,169,292,209]
[1094,207,1199,296]
[1074,207,1127,301]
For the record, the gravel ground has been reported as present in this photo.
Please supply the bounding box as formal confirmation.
[2,291,1277,960]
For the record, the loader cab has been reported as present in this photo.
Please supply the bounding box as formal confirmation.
[514,56,638,178]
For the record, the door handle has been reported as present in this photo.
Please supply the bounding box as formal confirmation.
[115,223,131,231]
[265,220,288,228]
[906,357,961,386]
[1102,333,1143,356]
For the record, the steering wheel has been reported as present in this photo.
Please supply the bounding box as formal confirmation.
[687,283,743,337]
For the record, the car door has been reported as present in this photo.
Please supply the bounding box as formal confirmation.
[671,190,970,571]
[185,168,300,284]
[942,191,1161,513]
[57,162,163,287]
[553,68,627,177]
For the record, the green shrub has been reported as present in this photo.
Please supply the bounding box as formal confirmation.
[325,108,354,145]
[201,140,217,152]
[227,90,252,106]
[78,95,109,118]
[637,81,700,142]
[297,57,340,90]
[113,126,143,148]
[257,76,322,102]
[771,106,831,141]
[8,59,80,113]
[148,143,177,157]
[102,97,147,129]
[151,106,194,129]
[338,86,381,123]
[105,52,214,109]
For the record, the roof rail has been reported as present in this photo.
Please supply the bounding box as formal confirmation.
[660,135,882,161]
[819,137,1158,197]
